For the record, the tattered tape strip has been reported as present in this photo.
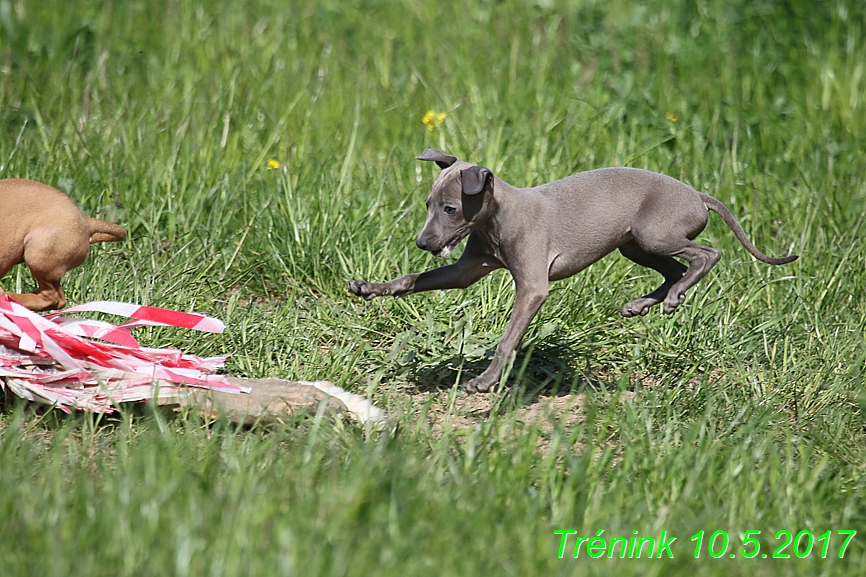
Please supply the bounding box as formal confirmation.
[0,295,242,413]
[48,301,226,333]
[50,317,141,348]
[0,296,386,425]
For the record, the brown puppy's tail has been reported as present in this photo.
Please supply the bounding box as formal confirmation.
[699,193,798,265]
[87,217,128,244]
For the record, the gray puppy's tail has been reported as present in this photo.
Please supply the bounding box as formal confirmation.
[699,193,798,265]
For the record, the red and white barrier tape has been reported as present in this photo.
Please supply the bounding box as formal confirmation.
[0,295,244,413]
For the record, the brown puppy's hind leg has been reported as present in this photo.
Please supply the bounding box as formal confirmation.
[4,279,67,311]
[3,229,90,311]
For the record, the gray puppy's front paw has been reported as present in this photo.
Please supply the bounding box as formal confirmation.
[464,374,496,394]
[348,280,382,300]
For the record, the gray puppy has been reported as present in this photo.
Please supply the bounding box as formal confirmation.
[349,148,798,392]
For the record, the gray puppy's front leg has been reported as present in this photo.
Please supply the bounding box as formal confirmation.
[348,259,498,300]
[349,236,501,299]
[348,272,424,300]
[464,282,549,393]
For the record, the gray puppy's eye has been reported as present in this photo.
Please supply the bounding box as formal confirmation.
[444,205,457,215]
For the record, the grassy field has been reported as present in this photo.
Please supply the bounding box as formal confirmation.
[1,0,865,574]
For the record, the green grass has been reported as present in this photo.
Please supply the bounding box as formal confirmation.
[1,0,866,574]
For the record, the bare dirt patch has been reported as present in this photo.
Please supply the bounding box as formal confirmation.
[382,380,588,440]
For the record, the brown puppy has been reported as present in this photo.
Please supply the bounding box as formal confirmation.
[0,178,127,311]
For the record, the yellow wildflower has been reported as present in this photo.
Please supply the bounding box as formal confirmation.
[267,159,281,169]
[422,110,447,131]
[665,112,679,123]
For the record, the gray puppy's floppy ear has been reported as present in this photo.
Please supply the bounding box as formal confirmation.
[460,166,493,195]
[416,147,457,169]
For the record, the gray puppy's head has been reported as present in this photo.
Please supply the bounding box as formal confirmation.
[414,148,494,257]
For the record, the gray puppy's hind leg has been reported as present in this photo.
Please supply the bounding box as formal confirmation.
[618,240,687,317]
[661,242,721,313]
[627,197,718,314]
